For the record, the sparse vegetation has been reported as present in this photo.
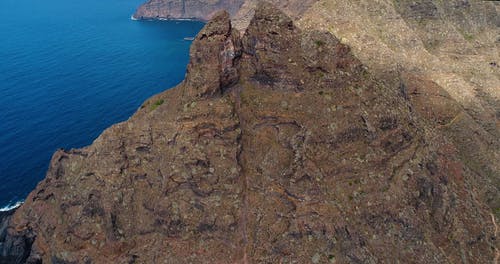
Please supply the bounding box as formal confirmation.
[463,33,474,41]
[315,40,325,47]
[151,99,164,110]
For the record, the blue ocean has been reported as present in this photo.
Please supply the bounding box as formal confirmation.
[0,0,204,209]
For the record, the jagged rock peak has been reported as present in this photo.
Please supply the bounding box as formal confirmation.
[184,10,242,98]
[196,10,232,37]
[184,2,362,98]
[238,1,362,92]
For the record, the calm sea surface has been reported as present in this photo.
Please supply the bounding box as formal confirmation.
[0,0,204,209]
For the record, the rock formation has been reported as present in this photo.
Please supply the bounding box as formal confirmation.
[0,209,35,263]
[0,2,498,263]
[297,0,500,220]
[133,0,500,221]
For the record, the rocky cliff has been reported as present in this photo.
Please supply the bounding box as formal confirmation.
[1,1,499,263]
[132,0,245,21]
[0,209,36,263]
[296,0,500,219]
[134,0,500,218]
[132,0,317,23]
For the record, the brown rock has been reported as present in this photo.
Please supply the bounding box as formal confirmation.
[1,2,498,263]
[184,10,242,98]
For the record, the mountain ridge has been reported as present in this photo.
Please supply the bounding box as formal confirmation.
[184,0,500,221]
[0,1,498,263]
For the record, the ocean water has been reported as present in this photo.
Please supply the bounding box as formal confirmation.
[0,0,204,209]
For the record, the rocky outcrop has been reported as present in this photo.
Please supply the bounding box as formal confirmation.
[0,209,37,264]
[184,11,242,97]
[1,3,498,263]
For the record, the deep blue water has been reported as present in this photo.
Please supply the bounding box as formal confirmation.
[0,0,204,209]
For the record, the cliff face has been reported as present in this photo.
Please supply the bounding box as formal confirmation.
[134,0,500,244]
[132,0,317,23]
[297,0,500,218]
[0,3,498,263]
[175,0,500,222]
[133,0,246,21]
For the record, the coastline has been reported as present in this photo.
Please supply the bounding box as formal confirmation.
[130,14,207,22]
[0,204,33,263]
[0,201,23,212]
[0,207,16,220]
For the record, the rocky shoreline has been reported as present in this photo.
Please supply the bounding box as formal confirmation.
[0,209,36,264]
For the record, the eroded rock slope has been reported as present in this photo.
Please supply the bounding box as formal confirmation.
[133,1,500,214]
[1,2,498,263]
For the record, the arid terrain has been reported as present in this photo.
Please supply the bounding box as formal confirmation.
[1,1,498,263]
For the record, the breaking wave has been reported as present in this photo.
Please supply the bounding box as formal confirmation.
[0,201,24,212]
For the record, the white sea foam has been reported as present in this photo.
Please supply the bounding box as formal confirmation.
[129,15,199,22]
[0,201,24,212]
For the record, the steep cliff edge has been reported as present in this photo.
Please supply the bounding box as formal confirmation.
[297,0,500,219]
[1,3,498,263]
[0,209,36,263]
[132,0,317,24]
[140,0,500,221]
[132,1,500,214]
[132,0,245,21]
